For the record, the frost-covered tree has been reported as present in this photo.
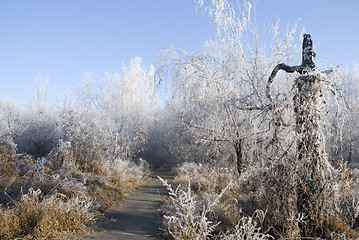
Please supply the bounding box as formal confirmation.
[73,57,159,163]
[324,64,359,166]
[0,97,20,151]
[12,80,62,157]
[156,0,300,172]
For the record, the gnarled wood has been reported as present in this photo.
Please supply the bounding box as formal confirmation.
[266,63,303,101]
[267,34,332,237]
[266,34,316,102]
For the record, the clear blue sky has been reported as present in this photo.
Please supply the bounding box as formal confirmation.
[1,0,358,104]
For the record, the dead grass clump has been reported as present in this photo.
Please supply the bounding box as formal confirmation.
[159,169,271,240]
[172,162,244,229]
[1,152,92,209]
[174,162,236,193]
[48,139,149,191]
[105,158,150,192]
[46,140,149,209]
[0,145,16,179]
[85,158,149,210]
[0,153,38,206]
[239,160,300,238]
[85,176,124,210]
[0,188,95,240]
[0,207,20,239]
[34,193,95,236]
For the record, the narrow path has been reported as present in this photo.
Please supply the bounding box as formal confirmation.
[73,168,173,240]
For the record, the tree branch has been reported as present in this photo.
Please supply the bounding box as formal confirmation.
[321,64,341,75]
[266,63,303,101]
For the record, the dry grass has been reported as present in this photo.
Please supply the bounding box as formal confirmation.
[160,162,248,239]
[240,160,300,238]
[0,189,95,240]
[0,147,95,239]
[174,162,236,194]
[159,164,271,240]
[0,144,150,239]
[105,158,150,193]
[162,161,359,239]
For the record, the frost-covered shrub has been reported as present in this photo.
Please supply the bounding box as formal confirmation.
[14,111,61,158]
[240,160,303,238]
[324,65,359,166]
[172,163,242,226]
[47,141,149,209]
[0,147,93,209]
[216,216,272,240]
[0,98,19,151]
[1,94,61,160]
[10,83,62,158]
[58,109,108,174]
[159,176,230,240]
[159,166,275,240]
[75,58,157,163]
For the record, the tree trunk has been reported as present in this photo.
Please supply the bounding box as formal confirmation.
[234,139,243,175]
[267,34,332,237]
[294,73,329,236]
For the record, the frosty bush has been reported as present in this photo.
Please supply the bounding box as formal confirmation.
[324,65,359,166]
[159,176,230,239]
[56,109,109,174]
[0,98,19,151]
[159,164,276,240]
[14,110,61,158]
[216,216,272,240]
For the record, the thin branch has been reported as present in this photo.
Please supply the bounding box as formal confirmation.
[321,64,341,75]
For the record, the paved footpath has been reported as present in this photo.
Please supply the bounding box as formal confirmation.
[72,168,173,240]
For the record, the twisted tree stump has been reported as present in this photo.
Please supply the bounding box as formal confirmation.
[267,34,332,237]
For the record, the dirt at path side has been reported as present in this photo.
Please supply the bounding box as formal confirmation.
[71,168,173,240]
